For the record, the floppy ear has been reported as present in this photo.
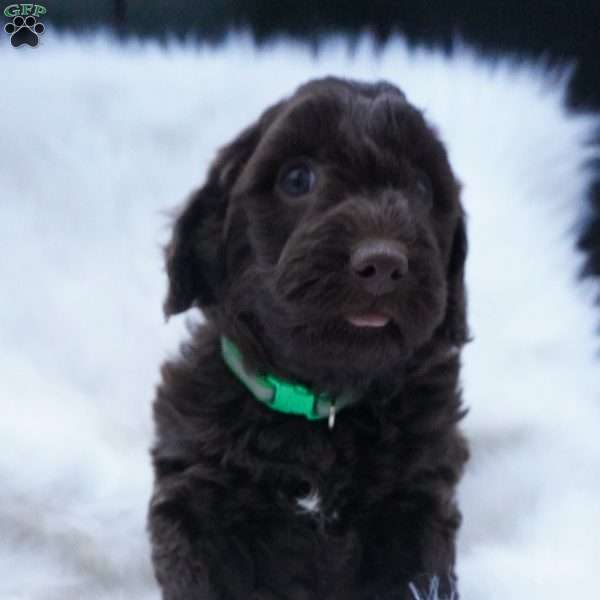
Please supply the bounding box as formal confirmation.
[440,213,469,346]
[163,123,263,317]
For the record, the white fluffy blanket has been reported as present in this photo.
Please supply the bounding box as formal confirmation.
[1,33,599,600]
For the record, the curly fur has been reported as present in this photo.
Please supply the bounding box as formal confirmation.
[149,77,470,600]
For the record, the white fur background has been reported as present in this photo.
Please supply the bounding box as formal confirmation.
[1,32,599,600]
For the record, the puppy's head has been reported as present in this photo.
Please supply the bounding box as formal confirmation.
[164,78,467,380]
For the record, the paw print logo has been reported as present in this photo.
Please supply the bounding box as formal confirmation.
[4,15,45,47]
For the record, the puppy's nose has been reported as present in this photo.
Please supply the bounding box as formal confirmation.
[350,240,408,295]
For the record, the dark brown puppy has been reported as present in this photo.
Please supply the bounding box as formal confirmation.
[149,77,469,600]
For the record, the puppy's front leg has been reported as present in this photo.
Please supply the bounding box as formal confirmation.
[148,480,254,600]
[359,500,459,600]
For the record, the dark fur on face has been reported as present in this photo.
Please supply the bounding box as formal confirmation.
[150,77,469,600]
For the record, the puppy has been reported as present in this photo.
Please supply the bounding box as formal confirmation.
[149,77,469,600]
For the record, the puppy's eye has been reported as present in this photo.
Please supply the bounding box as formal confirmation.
[415,170,433,204]
[278,163,316,197]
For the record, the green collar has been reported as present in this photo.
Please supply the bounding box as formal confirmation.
[220,336,357,428]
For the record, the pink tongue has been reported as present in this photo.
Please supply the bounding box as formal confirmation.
[347,314,390,328]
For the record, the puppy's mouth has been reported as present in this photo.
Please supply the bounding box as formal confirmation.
[346,313,391,328]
